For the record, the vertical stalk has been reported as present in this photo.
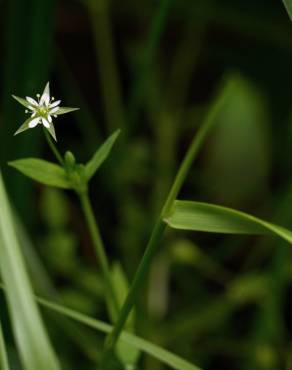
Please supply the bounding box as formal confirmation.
[87,0,125,132]
[100,77,233,368]
[43,130,119,317]
[79,192,119,316]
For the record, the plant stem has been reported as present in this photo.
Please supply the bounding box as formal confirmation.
[79,192,119,317]
[43,128,119,319]
[100,77,233,368]
[43,129,64,166]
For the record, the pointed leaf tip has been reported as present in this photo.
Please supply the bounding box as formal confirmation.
[85,129,121,180]
[165,200,292,245]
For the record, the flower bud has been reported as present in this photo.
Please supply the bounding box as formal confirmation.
[64,151,76,168]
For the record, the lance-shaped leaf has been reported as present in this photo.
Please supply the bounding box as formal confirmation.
[8,158,71,189]
[0,172,60,370]
[283,0,292,21]
[165,200,292,244]
[85,129,121,180]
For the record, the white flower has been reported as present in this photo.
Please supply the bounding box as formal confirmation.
[12,82,79,141]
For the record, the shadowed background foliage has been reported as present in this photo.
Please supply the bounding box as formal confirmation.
[1,0,292,369]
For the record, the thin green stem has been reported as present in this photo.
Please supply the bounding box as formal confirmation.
[79,192,119,318]
[43,128,119,319]
[0,321,10,370]
[100,77,233,368]
[43,129,64,166]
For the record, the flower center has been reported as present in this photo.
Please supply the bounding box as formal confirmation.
[38,107,49,117]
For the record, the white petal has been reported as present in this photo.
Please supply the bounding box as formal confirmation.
[29,117,41,128]
[49,100,61,108]
[26,97,38,106]
[47,115,52,123]
[31,112,36,117]
[49,106,59,114]
[41,117,50,128]
[40,82,50,105]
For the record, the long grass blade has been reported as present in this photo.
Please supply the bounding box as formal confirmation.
[0,321,10,370]
[33,296,202,370]
[0,172,60,370]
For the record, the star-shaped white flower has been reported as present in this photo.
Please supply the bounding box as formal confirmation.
[12,82,79,141]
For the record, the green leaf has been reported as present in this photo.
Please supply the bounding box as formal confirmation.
[54,107,79,115]
[34,296,202,370]
[165,200,292,244]
[0,321,10,370]
[12,95,30,108]
[0,172,60,370]
[8,158,71,189]
[283,0,292,21]
[85,129,121,180]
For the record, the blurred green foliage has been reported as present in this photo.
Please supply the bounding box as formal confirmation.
[1,0,292,369]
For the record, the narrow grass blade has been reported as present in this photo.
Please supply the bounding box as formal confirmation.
[12,210,102,362]
[283,0,292,21]
[0,321,10,370]
[9,158,71,189]
[165,201,292,244]
[34,297,202,370]
[0,172,60,370]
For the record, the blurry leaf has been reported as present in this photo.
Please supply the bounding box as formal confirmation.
[170,239,230,285]
[0,172,60,370]
[9,158,71,189]
[44,231,77,275]
[34,296,202,370]
[40,188,69,228]
[283,0,292,21]
[165,201,292,244]
[60,289,95,316]
[85,130,120,180]
[111,263,140,367]
[203,76,270,205]
[228,274,268,304]
[0,321,10,370]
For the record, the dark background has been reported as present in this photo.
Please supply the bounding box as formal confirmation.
[1,0,292,369]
